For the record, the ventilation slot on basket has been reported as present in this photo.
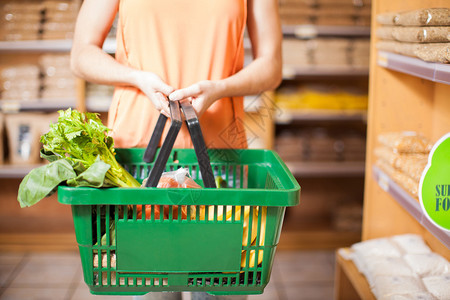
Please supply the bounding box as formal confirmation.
[187,272,262,288]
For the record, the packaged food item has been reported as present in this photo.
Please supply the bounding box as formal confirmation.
[1,89,40,101]
[422,275,450,300]
[2,78,41,91]
[42,0,80,13]
[42,21,75,32]
[38,54,76,101]
[376,26,395,40]
[1,11,42,22]
[40,89,76,101]
[390,234,431,255]
[378,132,432,154]
[396,155,428,182]
[282,39,312,66]
[5,113,43,165]
[404,253,450,277]
[351,237,402,258]
[414,43,450,63]
[1,65,40,80]
[139,168,202,220]
[376,159,419,196]
[43,77,76,90]
[376,11,399,25]
[363,257,416,287]
[38,53,71,67]
[394,8,450,26]
[4,112,59,165]
[156,168,201,189]
[2,2,44,14]
[2,21,41,32]
[392,27,450,44]
[376,40,401,54]
[372,275,426,299]
[374,147,428,182]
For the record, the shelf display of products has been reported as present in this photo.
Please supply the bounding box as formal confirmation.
[279,0,371,26]
[275,84,368,112]
[275,127,366,163]
[39,54,76,101]
[0,53,76,103]
[376,8,450,63]
[283,37,371,69]
[339,234,450,299]
[0,64,41,101]
[0,0,80,41]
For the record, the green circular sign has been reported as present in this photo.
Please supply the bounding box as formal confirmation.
[420,133,450,231]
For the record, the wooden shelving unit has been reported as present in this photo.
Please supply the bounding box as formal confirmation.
[277,9,371,250]
[0,37,78,251]
[335,0,450,299]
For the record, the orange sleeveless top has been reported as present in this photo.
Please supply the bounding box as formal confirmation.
[108,0,248,149]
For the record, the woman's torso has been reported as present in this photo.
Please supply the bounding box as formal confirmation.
[108,0,248,149]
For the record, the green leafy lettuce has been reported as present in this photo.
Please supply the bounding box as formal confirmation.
[18,108,140,208]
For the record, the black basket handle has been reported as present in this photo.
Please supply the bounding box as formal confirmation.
[143,114,168,163]
[145,101,182,187]
[144,100,216,188]
[179,99,216,188]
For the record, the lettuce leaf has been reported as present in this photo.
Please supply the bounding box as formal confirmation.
[18,159,76,208]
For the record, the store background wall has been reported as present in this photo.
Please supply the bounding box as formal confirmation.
[0,0,371,251]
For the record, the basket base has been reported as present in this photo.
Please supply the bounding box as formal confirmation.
[88,285,265,296]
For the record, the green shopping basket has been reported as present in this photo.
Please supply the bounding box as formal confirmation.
[58,101,300,296]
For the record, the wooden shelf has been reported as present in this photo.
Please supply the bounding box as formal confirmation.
[373,165,450,250]
[283,65,369,79]
[377,51,450,85]
[283,25,371,38]
[286,161,365,177]
[335,249,376,300]
[0,38,116,54]
[0,39,73,52]
[276,110,367,124]
[0,99,76,112]
[0,164,45,179]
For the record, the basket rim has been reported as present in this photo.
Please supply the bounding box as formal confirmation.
[57,148,300,207]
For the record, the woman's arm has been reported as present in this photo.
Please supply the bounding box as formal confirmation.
[169,0,282,116]
[70,0,174,115]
